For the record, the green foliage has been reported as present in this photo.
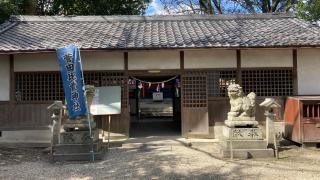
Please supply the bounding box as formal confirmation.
[0,1,17,23]
[0,0,151,23]
[297,0,320,21]
[50,0,151,15]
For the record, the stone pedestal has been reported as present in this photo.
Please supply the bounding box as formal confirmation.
[219,126,274,159]
[53,128,105,161]
[222,126,263,140]
[63,118,96,131]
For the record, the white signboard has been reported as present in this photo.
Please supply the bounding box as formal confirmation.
[90,86,121,115]
[153,92,163,101]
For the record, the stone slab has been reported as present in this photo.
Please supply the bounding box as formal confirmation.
[221,148,275,159]
[60,129,99,144]
[220,140,268,149]
[225,120,259,127]
[53,147,106,161]
[223,126,263,140]
[63,121,96,131]
[227,116,256,121]
[54,141,102,154]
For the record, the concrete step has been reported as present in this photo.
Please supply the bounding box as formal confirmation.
[54,141,102,154]
[53,148,106,161]
[220,140,268,149]
[221,148,275,159]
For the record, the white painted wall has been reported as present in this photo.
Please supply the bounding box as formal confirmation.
[241,49,292,67]
[81,51,124,70]
[0,55,10,101]
[128,51,180,70]
[297,49,320,95]
[14,53,59,71]
[14,51,124,72]
[184,50,236,69]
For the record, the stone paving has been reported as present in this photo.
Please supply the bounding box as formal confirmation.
[0,136,320,180]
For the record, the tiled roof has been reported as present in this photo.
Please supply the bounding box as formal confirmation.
[0,13,320,52]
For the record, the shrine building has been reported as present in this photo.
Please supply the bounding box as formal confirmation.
[0,13,320,144]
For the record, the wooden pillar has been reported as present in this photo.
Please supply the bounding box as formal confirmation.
[124,52,128,72]
[9,54,14,104]
[180,51,184,72]
[292,49,298,95]
[236,49,242,85]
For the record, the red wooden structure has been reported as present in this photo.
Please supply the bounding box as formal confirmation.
[284,96,320,144]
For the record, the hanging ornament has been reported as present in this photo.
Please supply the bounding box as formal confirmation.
[175,78,181,88]
[138,81,143,89]
[156,84,160,92]
[175,78,180,97]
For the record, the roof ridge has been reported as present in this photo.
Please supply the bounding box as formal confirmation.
[0,21,18,35]
[10,13,295,22]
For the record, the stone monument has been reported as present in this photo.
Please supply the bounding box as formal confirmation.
[220,84,274,159]
[51,85,105,161]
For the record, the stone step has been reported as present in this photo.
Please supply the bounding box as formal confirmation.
[53,148,106,161]
[54,142,102,154]
[221,148,275,159]
[60,129,99,144]
[220,140,268,149]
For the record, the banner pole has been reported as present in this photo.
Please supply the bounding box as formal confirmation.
[78,47,95,162]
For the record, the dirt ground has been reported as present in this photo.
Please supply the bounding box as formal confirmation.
[0,137,320,180]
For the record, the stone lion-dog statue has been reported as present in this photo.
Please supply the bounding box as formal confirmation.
[227,84,256,120]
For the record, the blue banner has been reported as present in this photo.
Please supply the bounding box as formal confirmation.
[56,45,87,119]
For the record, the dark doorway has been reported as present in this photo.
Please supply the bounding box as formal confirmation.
[129,75,181,137]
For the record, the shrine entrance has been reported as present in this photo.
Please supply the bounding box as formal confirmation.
[128,75,181,137]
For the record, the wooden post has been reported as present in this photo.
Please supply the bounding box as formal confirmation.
[230,127,233,160]
[236,50,242,86]
[107,115,111,151]
[292,49,298,95]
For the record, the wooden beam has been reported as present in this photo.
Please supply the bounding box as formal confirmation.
[292,49,298,95]
[180,51,184,71]
[9,54,15,104]
[124,52,128,71]
[236,49,242,85]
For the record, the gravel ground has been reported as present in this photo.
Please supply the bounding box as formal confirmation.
[0,137,320,180]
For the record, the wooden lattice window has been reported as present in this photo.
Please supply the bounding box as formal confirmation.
[182,76,207,108]
[185,70,236,97]
[15,72,64,102]
[302,102,320,119]
[241,69,293,96]
[15,71,128,106]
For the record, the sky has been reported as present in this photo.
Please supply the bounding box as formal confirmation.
[145,0,168,15]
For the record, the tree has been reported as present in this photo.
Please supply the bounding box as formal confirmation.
[159,0,296,15]
[50,0,151,15]
[231,0,296,13]
[159,0,229,14]
[0,0,151,23]
[297,0,320,21]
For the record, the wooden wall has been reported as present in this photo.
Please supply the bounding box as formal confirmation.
[0,103,51,130]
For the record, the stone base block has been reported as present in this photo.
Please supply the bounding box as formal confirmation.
[220,140,268,149]
[221,148,275,159]
[60,129,99,144]
[54,140,102,154]
[223,126,263,140]
[225,120,259,127]
[63,120,96,131]
[53,148,106,161]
